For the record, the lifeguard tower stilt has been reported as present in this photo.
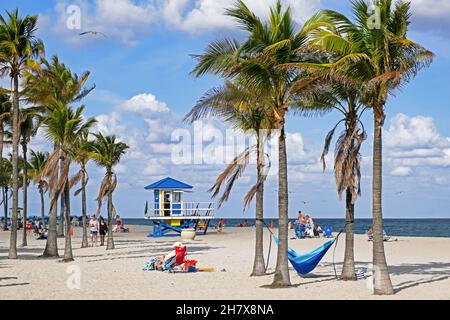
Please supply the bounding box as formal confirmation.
[144,177,215,238]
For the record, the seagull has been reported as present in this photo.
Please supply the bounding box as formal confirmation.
[79,31,108,38]
[299,201,308,205]
[395,191,405,195]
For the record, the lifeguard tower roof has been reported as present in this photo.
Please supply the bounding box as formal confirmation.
[144,177,193,190]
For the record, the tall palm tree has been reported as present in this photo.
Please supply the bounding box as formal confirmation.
[70,132,92,248]
[29,150,49,228]
[88,133,129,250]
[311,0,433,294]
[317,85,367,280]
[24,55,94,257]
[0,9,44,259]
[19,108,38,246]
[36,103,96,261]
[185,81,273,276]
[191,0,325,287]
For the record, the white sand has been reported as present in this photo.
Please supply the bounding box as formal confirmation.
[1,225,450,300]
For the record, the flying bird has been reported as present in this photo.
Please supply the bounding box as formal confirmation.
[395,191,405,195]
[79,31,108,38]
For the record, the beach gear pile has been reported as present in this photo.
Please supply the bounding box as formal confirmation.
[143,242,199,273]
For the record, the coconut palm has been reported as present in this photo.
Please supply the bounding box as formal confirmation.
[19,108,38,246]
[316,85,367,280]
[0,9,44,259]
[87,133,129,250]
[29,150,49,228]
[70,132,92,248]
[191,0,326,287]
[23,55,94,257]
[36,103,96,261]
[185,81,273,276]
[310,0,434,294]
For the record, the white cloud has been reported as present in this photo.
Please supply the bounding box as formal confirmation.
[121,93,170,115]
[385,113,442,149]
[162,0,322,33]
[51,0,322,45]
[53,0,157,46]
[385,114,450,170]
[390,166,412,177]
[410,0,450,37]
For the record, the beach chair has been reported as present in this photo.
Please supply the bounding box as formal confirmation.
[324,226,333,238]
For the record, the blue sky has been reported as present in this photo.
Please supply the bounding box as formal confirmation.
[2,0,450,219]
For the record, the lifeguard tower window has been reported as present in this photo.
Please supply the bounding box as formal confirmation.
[163,192,171,217]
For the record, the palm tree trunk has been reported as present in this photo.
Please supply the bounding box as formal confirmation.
[106,187,115,250]
[341,187,356,280]
[251,131,265,276]
[63,169,74,262]
[81,171,88,248]
[21,142,28,247]
[2,186,7,231]
[58,159,65,238]
[43,148,60,258]
[372,115,394,295]
[0,123,3,169]
[8,74,20,259]
[271,126,291,287]
[40,188,45,228]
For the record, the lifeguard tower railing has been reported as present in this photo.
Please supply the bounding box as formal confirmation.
[144,202,215,220]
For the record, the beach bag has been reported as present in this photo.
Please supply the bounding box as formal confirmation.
[356,269,366,280]
[184,259,198,272]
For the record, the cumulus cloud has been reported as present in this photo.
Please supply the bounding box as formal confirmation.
[410,0,450,37]
[385,113,450,169]
[53,0,157,46]
[121,93,170,115]
[161,0,322,33]
[390,166,412,177]
[51,0,322,45]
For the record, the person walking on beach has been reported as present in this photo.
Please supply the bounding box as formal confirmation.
[99,217,108,246]
[89,215,99,247]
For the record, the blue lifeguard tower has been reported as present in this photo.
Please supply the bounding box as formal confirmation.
[144,177,215,237]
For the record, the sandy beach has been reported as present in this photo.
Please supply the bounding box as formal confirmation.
[1,225,449,300]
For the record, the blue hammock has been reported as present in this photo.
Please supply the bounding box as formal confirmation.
[274,236,335,275]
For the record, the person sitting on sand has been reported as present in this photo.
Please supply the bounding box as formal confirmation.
[36,227,48,240]
[215,221,223,233]
[243,219,250,227]
[113,215,122,233]
[305,215,315,238]
[89,215,99,247]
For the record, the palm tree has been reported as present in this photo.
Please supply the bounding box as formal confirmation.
[29,150,49,228]
[317,85,367,280]
[0,158,12,231]
[23,55,94,257]
[191,0,326,287]
[0,9,44,259]
[185,81,273,276]
[19,108,38,246]
[88,133,129,250]
[70,132,92,248]
[37,103,96,261]
[311,0,434,294]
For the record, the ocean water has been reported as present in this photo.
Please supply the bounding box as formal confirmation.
[123,218,450,238]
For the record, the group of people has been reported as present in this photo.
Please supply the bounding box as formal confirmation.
[292,210,323,239]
